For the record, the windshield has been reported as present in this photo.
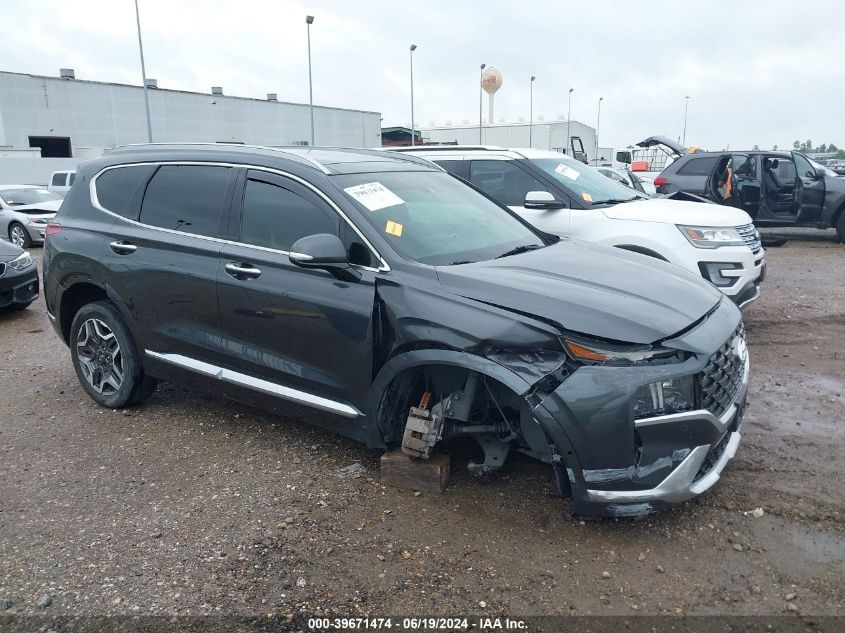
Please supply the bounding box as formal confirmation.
[333,171,547,266]
[0,188,61,207]
[532,158,640,205]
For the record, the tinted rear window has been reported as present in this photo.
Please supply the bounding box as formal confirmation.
[96,165,156,219]
[51,173,65,186]
[139,165,231,236]
[676,156,719,176]
[432,159,461,175]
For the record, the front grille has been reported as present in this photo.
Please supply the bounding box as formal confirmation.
[699,323,746,417]
[736,223,762,255]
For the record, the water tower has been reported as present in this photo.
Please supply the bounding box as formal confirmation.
[481,67,503,128]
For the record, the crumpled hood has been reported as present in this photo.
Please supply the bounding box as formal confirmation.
[602,197,752,226]
[9,200,61,214]
[435,240,722,344]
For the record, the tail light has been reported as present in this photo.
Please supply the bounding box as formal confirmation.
[653,177,668,188]
[45,223,62,237]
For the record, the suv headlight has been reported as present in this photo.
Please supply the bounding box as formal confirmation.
[633,376,696,419]
[7,252,33,271]
[563,336,685,365]
[678,225,745,248]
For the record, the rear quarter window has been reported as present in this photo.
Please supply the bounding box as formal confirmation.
[676,156,719,176]
[95,165,156,220]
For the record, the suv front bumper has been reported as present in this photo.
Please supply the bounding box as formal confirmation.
[530,301,748,517]
[698,252,765,309]
[586,357,747,507]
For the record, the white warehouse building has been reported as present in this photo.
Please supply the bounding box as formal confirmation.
[417,120,598,162]
[0,69,382,183]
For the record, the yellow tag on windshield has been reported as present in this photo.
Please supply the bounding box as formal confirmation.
[582,192,593,202]
[385,220,403,237]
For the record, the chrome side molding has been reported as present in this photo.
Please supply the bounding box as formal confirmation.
[145,350,362,418]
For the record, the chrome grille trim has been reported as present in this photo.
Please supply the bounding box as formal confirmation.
[736,223,762,254]
[699,323,746,418]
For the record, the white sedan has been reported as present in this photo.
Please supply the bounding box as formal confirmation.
[0,185,63,247]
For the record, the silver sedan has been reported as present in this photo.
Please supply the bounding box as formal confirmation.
[0,185,62,247]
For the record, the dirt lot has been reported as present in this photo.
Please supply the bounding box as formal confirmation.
[1,229,844,624]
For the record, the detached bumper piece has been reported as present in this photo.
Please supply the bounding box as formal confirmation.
[0,276,39,308]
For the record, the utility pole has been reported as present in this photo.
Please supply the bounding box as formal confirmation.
[595,96,603,164]
[529,75,535,147]
[479,63,486,143]
[566,88,574,156]
[682,95,690,147]
[134,0,153,142]
[410,45,417,146]
[306,15,315,146]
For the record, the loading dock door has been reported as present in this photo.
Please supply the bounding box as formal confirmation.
[28,136,72,158]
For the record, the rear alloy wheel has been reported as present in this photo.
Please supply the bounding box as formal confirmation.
[9,222,31,248]
[76,318,125,397]
[70,301,157,408]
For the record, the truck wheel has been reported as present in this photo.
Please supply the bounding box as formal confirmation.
[70,300,157,408]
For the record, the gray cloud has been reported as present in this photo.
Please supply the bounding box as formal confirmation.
[1,0,842,150]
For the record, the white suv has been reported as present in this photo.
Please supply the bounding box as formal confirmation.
[395,147,765,308]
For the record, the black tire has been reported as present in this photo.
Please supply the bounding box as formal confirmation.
[69,300,157,408]
[9,222,32,248]
[836,212,845,244]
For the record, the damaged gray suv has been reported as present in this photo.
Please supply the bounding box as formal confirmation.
[44,144,749,516]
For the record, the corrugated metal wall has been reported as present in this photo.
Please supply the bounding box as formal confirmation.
[0,72,382,152]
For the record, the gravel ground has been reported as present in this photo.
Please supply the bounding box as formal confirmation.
[1,229,843,624]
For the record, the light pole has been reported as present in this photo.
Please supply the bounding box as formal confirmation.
[133,0,153,142]
[682,95,690,147]
[595,96,603,164]
[529,75,535,148]
[566,87,574,156]
[306,15,315,146]
[410,44,417,146]
[479,63,486,143]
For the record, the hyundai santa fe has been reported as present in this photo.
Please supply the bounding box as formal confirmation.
[44,144,749,516]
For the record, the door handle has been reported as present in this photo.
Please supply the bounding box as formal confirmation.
[225,263,262,279]
[109,240,137,254]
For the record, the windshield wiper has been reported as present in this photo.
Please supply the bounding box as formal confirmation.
[495,244,544,259]
[591,198,637,205]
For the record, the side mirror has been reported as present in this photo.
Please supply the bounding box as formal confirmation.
[524,191,568,210]
[289,233,361,282]
[814,166,827,179]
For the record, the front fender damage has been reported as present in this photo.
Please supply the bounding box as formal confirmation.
[368,278,581,493]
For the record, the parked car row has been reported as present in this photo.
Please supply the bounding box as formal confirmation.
[38,143,750,516]
[395,146,765,308]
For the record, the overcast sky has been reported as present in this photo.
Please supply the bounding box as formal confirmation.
[2,0,843,151]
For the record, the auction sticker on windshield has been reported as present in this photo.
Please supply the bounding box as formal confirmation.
[554,163,580,181]
[344,182,404,212]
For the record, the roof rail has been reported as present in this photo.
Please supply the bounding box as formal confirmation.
[390,145,503,152]
[102,142,330,173]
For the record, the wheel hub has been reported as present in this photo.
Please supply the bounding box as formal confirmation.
[75,318,124,396]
